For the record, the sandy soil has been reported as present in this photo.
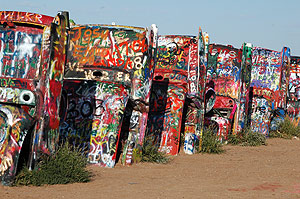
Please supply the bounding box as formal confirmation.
[1,138,300,199]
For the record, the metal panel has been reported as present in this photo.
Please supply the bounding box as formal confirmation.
[205,44,242,140]
[287,56,300,127]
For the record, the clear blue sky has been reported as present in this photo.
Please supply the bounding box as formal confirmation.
[2,0,300,55]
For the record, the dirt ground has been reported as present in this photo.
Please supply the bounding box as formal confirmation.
[1,138,300,199]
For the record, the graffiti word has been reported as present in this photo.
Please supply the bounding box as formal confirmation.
[68,26,148,71]
[0,11,53,25]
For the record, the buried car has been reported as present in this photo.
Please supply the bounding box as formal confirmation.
[205,44,242,140]
[248,47,290,135]
[147,33,205,155]
[59,24,158,167]
[0,11,69,185]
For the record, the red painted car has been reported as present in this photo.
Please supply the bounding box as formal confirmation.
[148,34,204,155]
[205,44,242,140]
[0,11,69,185]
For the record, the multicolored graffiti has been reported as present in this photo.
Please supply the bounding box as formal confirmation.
[148,82,186,155]
[205,44,242,140]
[120,24,158,165]
[0,105,33,184]
[287,56,300,127]
[183,99,204,154]
[235,43,253,133]
[183,29,207,155]
[249,47,290,135]
[60,80,129,167]
[0,11,53,25]
[0,11,69,185]
[61,24,157,167]
[0,24,43,79]
[1,9,299,182]
[147,34,204,155]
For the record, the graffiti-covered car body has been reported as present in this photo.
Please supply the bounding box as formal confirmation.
[147,34,203,155]
[249,47,290,135]
[235,43,253,132]
[59,24,157,167]
[120,24,157,165]
[286,56,300,127]
[0,11,69,185]
[182,29,207,155]
[205,44,242,140]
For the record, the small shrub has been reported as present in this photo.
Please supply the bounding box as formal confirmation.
[227,132,243,145]
[14,143,91,186]
[227,127,266,146]
[140,136,170,164]
[200,127,224,154]
[275,117,300,139]
[242,130,266,146]
[269,130,290,139]
[132,147,142,163]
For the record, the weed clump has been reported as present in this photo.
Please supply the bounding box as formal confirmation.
[134,136,169,164]
[269,129,290,139]
[269,117,300,139]
[200,127,224,154]
[14,143,91,186]
[227,127,266,146]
